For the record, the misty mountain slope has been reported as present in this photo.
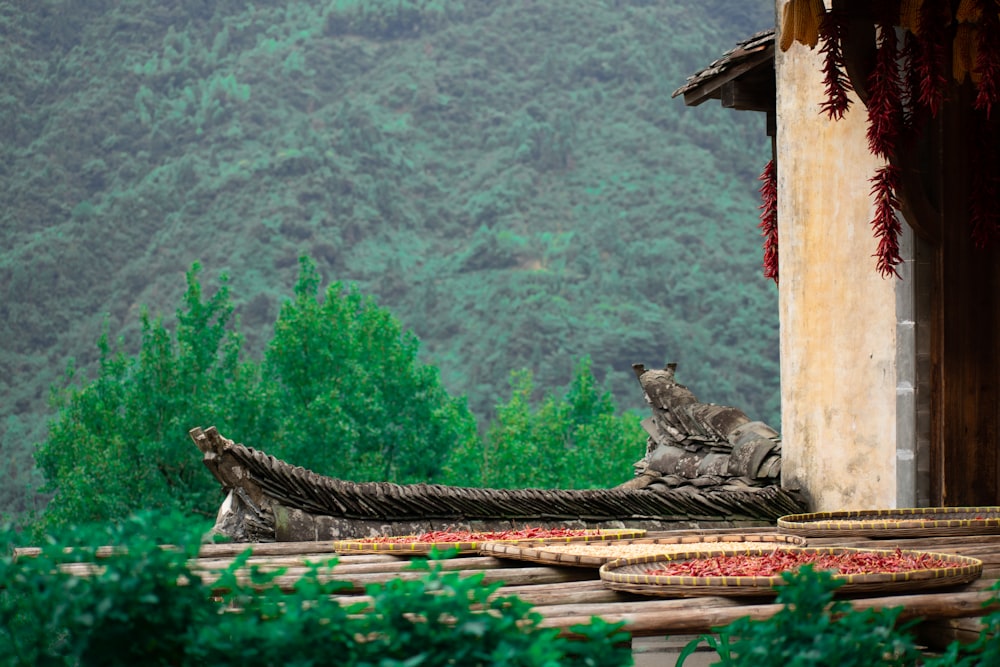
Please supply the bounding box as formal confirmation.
[0,1,778,477]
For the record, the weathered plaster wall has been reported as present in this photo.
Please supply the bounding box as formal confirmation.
[775,35,899,511]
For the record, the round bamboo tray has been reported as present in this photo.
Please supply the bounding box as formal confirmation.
[332,528,647,555]
[599,547,983,598]
[778,506,1000,537]
[478,533,807,568]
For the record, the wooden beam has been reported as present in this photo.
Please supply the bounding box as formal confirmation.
[542,587,1000,638]
[721,80,775,112]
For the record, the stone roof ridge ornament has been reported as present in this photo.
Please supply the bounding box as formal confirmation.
[188,420,803,542]
[189,425,274,542]
[626,363,782,492]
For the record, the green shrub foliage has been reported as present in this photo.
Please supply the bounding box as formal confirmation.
[677,566,1000,666]
[921,580,1000,666]
[0,513,633,666]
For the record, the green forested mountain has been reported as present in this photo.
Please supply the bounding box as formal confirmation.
[1,1,778,513]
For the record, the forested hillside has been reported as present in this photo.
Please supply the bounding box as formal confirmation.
[1,1,778,514]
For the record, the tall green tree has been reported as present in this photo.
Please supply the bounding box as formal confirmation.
[264,257,479,483]
[35,265,270,532]
[445,358,645,489]
[33,259,644,533]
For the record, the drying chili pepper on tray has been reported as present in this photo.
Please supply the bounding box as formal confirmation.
[644,548,962,578]
[354,527,600,543]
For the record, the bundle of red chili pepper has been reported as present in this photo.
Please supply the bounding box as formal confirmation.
[354,527,599,543]
[644,548,960,578]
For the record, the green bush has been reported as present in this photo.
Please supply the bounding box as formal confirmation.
[1,512,633,666]
[1,512,216,666]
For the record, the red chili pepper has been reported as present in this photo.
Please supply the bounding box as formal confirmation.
[355,527,598,544]
[645,550,960,577]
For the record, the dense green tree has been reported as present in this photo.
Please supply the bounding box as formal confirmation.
[263,257,479,483]
[32,261,487,530]
[34,265,267,533]
[445,358,645,489]
[33,260,647,532]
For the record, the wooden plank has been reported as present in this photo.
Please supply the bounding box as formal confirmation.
[931,85,1000,506]
[532,596,742,620]
[193,555,515,575]
[539,587,1000,637]
[13,543,416,562]
[917,617,986,651]
[720,67,775,113]
[681,52,773,107]
[208,564,595,594]
[495,580,628,606]
[195,554,342,570]
[197,540,351,558]
[331,580,625,611]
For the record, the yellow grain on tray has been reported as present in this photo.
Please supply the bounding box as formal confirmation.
[537,541,783,559]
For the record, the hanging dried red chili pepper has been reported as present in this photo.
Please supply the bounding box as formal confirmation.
[867,22,906,159]
[809,0,1000,273]
[973,0,1000,116]
[870,165,905,277]
[866,18,906,277]
[758,160,779,283]
[817,7,853,120]
[914,0,951,117]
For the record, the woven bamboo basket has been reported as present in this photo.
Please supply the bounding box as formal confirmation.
[479,533,807,568]
[332,528,647,555]
[778,506,1000,538]
[598,546,983,598]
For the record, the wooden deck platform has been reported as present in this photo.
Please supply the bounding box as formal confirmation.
[18,525,1000,652]
[194,528,1000,639]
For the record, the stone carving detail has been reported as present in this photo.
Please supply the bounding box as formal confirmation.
[620,363,782,493]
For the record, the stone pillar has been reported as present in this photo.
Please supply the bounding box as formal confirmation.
[774,7,899,510]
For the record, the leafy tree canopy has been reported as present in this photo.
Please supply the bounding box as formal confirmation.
[447,359,645,489]
[29,261,644,532]
[264,257,480,482]
[35,264,264,531]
